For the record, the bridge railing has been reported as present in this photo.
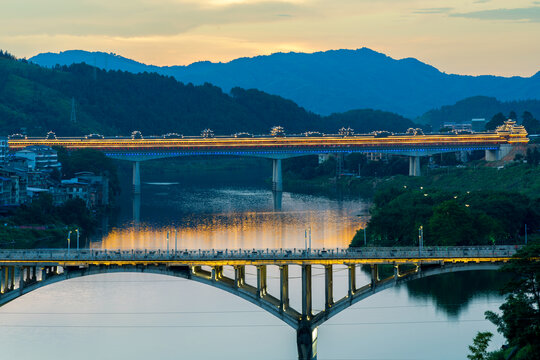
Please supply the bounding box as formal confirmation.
[0,246,521,262]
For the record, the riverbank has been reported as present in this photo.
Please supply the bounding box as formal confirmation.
[284,162,540,199]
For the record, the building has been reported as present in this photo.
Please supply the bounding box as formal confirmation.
[0,168,24,207]
[0,137,8,164]
[60,172,109,208]
[471,119,486,132]
[14,145,61,171]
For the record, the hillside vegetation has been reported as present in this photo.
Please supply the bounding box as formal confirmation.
[0,52,415,136]
[30,48,540,117]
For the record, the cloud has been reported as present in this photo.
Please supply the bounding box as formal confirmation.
[413,7,453,14]
[0,0,308,37]
[450,6,540,22]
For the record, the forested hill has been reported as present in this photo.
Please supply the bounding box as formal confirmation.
[30,48,540,117]
[0,52,415,136]
[418,96,540,129]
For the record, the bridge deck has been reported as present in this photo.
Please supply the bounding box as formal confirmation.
[0,246,520,266]
[7,133,522,153]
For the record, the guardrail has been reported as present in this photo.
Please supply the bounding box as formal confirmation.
[0,246,521,262]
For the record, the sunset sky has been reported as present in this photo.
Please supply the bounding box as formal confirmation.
[1,0,539,76]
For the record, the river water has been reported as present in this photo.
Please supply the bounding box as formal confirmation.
[0,162,507,359]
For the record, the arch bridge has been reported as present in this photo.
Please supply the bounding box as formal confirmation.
[0,246,519,360]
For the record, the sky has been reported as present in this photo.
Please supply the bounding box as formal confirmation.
[1,0,539,77]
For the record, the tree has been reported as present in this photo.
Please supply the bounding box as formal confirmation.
[522,111,540,134]
[509,111,517,121]
[467,332,493,360]
[485,113,506,130]
[484,242,540,358]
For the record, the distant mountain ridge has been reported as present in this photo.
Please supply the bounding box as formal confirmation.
[0,54,415,136]
[30,48,540,118]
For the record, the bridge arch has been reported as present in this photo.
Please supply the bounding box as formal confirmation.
[1,262,501,330]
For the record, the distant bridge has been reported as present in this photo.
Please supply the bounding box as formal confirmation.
[0,246,520,359]
[8,124,528,193]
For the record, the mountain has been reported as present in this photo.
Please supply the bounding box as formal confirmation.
[30,48,540,118]
[0,52,415,136]
[418,96,540,129]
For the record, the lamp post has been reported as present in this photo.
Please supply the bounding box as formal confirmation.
[175,229,178,254]
[67,230,72,256]
[76,229,80,251]
[166,231,170,256]
[418,225,424,253]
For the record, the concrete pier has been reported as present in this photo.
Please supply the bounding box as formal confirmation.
[272,158,283,192]
[132,161,141,194]
[409,156,421,176]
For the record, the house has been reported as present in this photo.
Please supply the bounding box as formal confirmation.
[14,145,61,171]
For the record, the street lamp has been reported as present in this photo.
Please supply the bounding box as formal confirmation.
[67,230,72,256]
[418,225,424,253]
[76,229,80,251]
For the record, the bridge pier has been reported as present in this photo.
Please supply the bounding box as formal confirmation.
[409,156,421,176]
[272,159,283,192]
[324,265,333,310]
[297,325,318,360]
[348,264,356,296]
[280,265,289,311]
[257,265,267,298]
[301,265,312,320]
[132,161,141,194]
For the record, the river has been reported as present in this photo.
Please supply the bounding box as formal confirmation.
[0,161,507,359]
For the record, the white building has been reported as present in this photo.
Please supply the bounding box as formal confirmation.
[14,145,61,171]
[0,137,8,164]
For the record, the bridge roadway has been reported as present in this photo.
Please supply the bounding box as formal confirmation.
[0,245,519,360]
[8,130,527,192]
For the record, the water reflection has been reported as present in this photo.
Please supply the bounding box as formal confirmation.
[405,270,509,317]
[98,186,368,250]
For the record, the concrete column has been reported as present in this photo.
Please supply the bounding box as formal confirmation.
[9,266,14,290]
[348,264,356,297]
[460,151,468,163]
[280,265,289,311]
[301,265,312,319]
[132,194,141,225]
[324,265,333,310]
[41,267,48,282]
[272,159,282,192]
[257,265,267,298]
[132,161,141,194]
[371,264,379,288]
[297,326,317,360]
[0,267,4,294]
[18,267,25,289]
[394,264,399,281]
[212,266,223,281]
[409,156,421,176]
[235,266,245,288]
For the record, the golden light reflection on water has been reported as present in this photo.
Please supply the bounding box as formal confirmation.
[98,209,368,250]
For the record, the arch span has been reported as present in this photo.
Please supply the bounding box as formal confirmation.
[0,262,502,330]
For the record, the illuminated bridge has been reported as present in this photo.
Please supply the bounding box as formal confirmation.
[8,122,528,193]
[0,246,520,359]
